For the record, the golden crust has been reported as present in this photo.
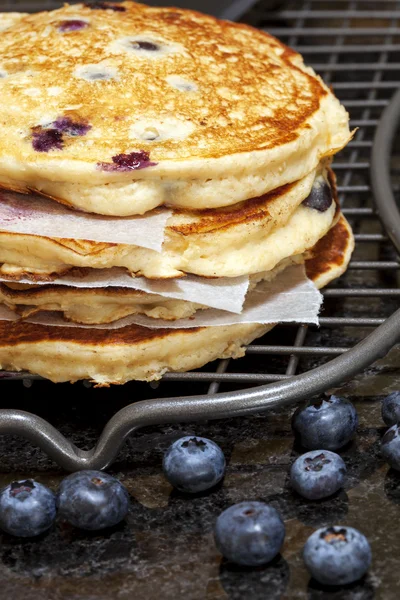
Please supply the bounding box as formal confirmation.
[0,2,325,162]
[0,1,350,214]
[306,213,355,287]
[0,12,28,32]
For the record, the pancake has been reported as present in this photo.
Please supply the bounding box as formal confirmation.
[0,166,338,279]
[0,215,353,384]
[0,254,304,324]
[0,3,350,215]
[0,12,27,32]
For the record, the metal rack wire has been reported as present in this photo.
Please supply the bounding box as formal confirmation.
[0,0,399,469]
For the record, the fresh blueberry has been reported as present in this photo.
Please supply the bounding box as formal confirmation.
[214,501,285,567]
[381,391,400,426]
[163,436,225,493]
[292,395,358,451]
[290,450,346,500]
[302,178,333,212]
[303,526,371,586]
[0,479,56,537]
[381,423,400,471]
[57,470,129,530]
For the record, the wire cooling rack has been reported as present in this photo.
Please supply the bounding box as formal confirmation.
[0,0,400,470]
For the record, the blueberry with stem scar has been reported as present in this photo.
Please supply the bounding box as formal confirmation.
[303,526,371,586]
[57,470,130,531]
[214,502,285,566]
[163,436,226,493]
[0,479,56,537]
[290,450,346,500]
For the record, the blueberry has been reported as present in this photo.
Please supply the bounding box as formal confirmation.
[52,116,91,137]
[381,391,400,426]
[303,526,371,586]
[0,479,56,537]
[381,423,400,471]
[292,395,358,451]
[302,178,333,212]
[290,450,346,500]
[163,436,225,493]
[32,128,63,152]
[57,470,129,530]
[131,41,160,52]
[214,501,285,566]
[97,150,157,172]
[58,19,89,32]
[31,118,90,152]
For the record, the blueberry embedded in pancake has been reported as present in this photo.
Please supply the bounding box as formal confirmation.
[32,128,63,152]
[302,176,333,212]
[31,117,91,152]
[57,19,89,32]
[97,151,157,172]
[130,40,160,52]
[52,116,91,137]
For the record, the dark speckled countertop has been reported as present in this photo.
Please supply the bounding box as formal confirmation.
[0,364,398,600]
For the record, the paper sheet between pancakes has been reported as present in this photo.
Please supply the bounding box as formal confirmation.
[0,190,171,252]
[0,268,250,314]
[0,265,323,329]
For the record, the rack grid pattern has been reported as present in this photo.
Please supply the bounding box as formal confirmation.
[0,0,399,392]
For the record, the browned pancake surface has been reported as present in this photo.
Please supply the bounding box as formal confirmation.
[306,217,350,282]
[0,2,327,165]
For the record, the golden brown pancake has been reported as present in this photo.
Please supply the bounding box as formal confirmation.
[0,165,338,279]
[0,215,354,384]
[0,3,350,215]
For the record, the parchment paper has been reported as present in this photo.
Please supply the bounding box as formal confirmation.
[0,268,250,314]
[0,265,322,328]
[0,190,171,252]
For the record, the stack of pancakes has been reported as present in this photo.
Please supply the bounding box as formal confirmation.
[0,2,354,385]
